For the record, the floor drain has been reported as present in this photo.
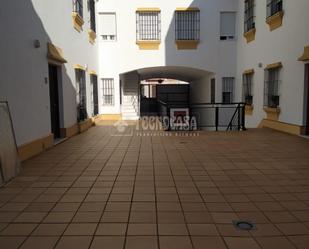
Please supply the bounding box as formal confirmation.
[233,220,256,231]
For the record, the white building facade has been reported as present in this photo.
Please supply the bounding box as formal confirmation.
[0,0,308,161]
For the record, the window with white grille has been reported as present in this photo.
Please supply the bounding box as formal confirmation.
[244,0,255,33]
[73,0,83,18]
[175,10,200,41]
[267,0,283,18]
[102,79,114,106]
[264,68,281,108]
[136,11,161,41]
[222,77,235,104]
[220,12,236,40]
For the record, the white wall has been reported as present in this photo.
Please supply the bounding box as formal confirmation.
[236,0,309,127]
[0,0,98,145]
[97,0,238,113]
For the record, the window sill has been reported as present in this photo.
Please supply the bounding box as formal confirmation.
[136,40,161,50]
[72,12,84,32]
[88,29,96,44]
[243,28,256,43]
[245,105,254,116]
[264,107,281,121]
[176,40,199,50]
[266,10,284,31]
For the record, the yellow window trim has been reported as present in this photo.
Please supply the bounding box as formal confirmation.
[243,28,256,43]
[298,46,309,61]
[47,43,67,64]
[265,62,282,70]
[266,10,284,31]
[136,8,160,12]
[74,64,86,71]
[136,40,160,50]
[89,70,97,75]
[243,69,254,75]
[263,107,281,121]
[88,29,97,44]
[176,40,199,50]
[176,7,200,12]
[72,12,84,32]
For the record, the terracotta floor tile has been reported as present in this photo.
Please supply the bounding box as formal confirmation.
[90,236,125,249]
[188,224,219,236]
[158,224,188,235]
[125,236,158,249]
[64,223,97,235]
[276,223,309,235]
[159,236,193,249]
[19,236,58,249]
[127,224,157,235]
[129,211,155,223]
[256,237,297,249]
[96,223,127,235]
[43,212,75,223]
[224,237,262,249]
[288,235,309,249]
[264,212,298,223]
[55,236,92,249]
[73,211,102,223]
[0,236,26,249]
[250,224,282,237]
[211,212,238,224]
[0,223,37,236]
[192,236,227,249]
[32,224,67,236]
[184,212,213,223]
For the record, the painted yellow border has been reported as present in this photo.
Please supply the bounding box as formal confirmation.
[259,119,304,136]
[79,118,94,133]
[176,40,199,50]
[244,28,256,43]
[47,43,67,64]
[60,123,79,139]
[89,70,97,75]
[136,8,160,12]
[243,69,254,75]
[88,29,97,44]
[72,12,84,32]
[176,7,200,12]
[74,64,86,70]
[18,134,54,161]
[136,40,160,50]
[298,46,309,61]
[266,10,284,31]
[264,107,281,121]
[265,62,282,70]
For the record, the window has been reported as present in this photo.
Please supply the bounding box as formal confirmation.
[243,73,253,105]
[89,0,96,32]
[141,85,157,98]
[102,79,114,106]
[136,11,161,41]
[175,10,200,41]
[267,0,283,18]
[244,0,255,32]
[99,13,117,41]
[73,0,83,18]
[75,69,87,121]
[222,77,234,104]
[220,12,236,40]
[264,68,281,108]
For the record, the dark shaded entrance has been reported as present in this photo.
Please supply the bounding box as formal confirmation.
[48,64,61,139]
[305,64,309,135]
[91,74,99,116]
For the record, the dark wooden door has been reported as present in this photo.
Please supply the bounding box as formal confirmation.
[305,64,309,135]
[48,64,61,139]
[91,75,99,116]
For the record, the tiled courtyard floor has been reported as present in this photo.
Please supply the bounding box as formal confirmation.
[1,123,309,249]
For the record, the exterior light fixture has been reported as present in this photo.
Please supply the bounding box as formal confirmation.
[34,39,41,48]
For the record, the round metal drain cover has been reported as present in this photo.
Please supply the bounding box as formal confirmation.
[233,220,256,231]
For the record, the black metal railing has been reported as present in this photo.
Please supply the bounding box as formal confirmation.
[157,100,246,131]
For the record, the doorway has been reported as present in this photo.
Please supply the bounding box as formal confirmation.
[91,74,99,116]
[211,78,216,103]
[48,64,61,139]
[305,64,309,135]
